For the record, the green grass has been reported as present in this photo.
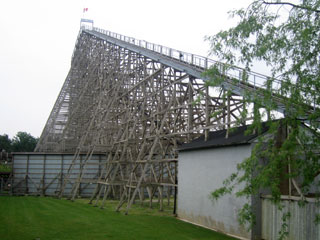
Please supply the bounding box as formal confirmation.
[0,196,236,240]
[0,163,12,172]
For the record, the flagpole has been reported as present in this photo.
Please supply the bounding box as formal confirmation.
[82,8,88,19]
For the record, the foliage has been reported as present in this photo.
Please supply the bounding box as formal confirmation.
[11,132,38,152]
[0,132,38,153]
[205,0,320,236]
[0,163,12,172]
[0,134,12,152]
[0,196,236,240]
[279,212,291,240]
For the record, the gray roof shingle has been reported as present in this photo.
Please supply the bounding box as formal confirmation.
[178,124,269,151]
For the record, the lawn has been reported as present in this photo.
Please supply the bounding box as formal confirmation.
[0,196,236,240]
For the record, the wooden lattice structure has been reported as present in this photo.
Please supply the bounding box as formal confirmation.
[35,25,282,213]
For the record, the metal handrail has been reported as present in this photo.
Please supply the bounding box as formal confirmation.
[80,25,284,93]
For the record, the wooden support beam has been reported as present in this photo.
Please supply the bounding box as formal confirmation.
[34,30,257,213]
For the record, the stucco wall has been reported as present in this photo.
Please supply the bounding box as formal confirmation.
[178,144,252,239]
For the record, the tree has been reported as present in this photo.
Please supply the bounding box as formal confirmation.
[204,0,320,237]
[0,134,12,152]
[11,132,38,152]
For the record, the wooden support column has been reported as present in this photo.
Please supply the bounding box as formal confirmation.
[187,77,194,142]
[159,186,164,211]
[226,93,231,138]
[25,154,30,195]
[147,186,152,208]
[79,154,83,197]
[98,155,101,181]
[167,187,171,206]
[125,92,175,213]
[60,154,64,196]
[91,153,114,205]
[42,154,47,196]
[205,84,209,141]
[242,98,247,125]
[222,89,226,130]
[140,186,144,206]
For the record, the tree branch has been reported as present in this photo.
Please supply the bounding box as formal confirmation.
[262,1,320,13]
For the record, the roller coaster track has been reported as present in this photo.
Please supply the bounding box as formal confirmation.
[34,25,312,212]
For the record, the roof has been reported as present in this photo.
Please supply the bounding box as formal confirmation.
[179,124,269,151]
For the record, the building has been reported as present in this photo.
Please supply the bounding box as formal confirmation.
[177,124,268,239]
[177,122,320,240]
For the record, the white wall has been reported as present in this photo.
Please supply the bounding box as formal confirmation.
[178,144,252,239]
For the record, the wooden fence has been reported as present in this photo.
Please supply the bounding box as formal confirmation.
[262,196,320,239]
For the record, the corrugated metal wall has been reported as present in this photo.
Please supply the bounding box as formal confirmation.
[262,198,320,240]
[12,153,107,197]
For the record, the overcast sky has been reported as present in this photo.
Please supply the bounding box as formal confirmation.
[0,0,253,138]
